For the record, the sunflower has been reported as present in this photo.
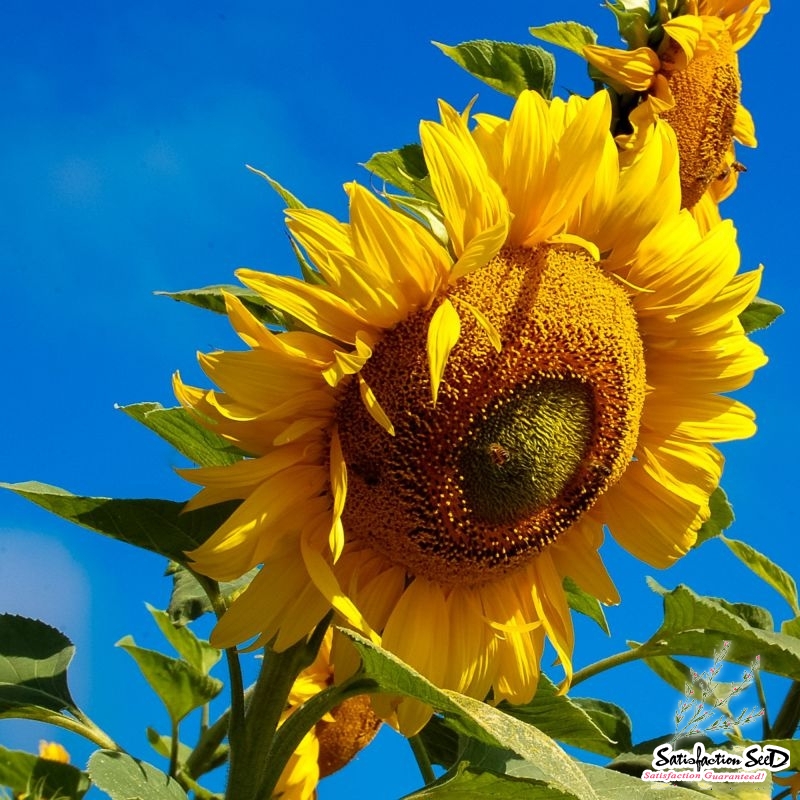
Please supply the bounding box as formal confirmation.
[583,0,769,213]
[273,631,380,800]
[175,87,765,735]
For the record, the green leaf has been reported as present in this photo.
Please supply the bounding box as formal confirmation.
[605,1,653,49]
[166,563,257,626]
[529,22,597,57]
[145,728,193,765]
[563,577,610,636]
[0,615,79,720]
[402,763,577,799]
[119,402,246,467]
[739,297,784,334]
[576,762,707,799]
[363,145,435,201]
[781,616,800,638]
[433,40,555,99]
[0,745,90,799]
[721,602,774,632]
[342,631,597,800]
[694,487,734,546]
[88,751,188,800]
[0,481,236,564]
[646,583,800,682]
[155,284,288,328]
[146,605,221,675]
[116,635,222,724]
[568,699,633,755]
[720,535,799,615]
[419,715,462,768]
[500,676,623,757]
[245,164,305,209]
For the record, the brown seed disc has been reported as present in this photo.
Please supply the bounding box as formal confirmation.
[661,29,741,209]
[316,695,382,778]
[336,244,646,586]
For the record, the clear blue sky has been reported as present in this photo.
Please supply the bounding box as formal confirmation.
[0,2,795,798]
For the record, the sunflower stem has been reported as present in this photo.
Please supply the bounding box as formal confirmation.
[225,614,333,800]
[409,734,436,785]
[193,572,247,783]
[770,680,800,739]
[571,643,656,687]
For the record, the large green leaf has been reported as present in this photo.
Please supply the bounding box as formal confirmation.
[0,745,90,799]
[88,751,188,800]
[563,577,610,636]
[119,402,246,467]
[342,631,597,800]
[720,535,799,616]
[0,615,79,720]
[434,40,555,99]
[0,481,236,564]
[694,487,734,546]
[500,676,623,757]
[363,145,435,202]
[529,22,597,57]
[738,297,783,334]
[403,758,705,799]
[155,284,288,327]
[403,763,577,799]
[146,605,221,675]
[166,563,257,626]
[116,636,222,723]
[577,762,717,799]
[646,583,800,681]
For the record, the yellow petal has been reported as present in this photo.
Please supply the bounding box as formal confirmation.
[582,44,660,92]
[358,374,395,436]
[426,298,461,405]
[456,296,501,352]
[237,269,371,344]
[329,427,347,562]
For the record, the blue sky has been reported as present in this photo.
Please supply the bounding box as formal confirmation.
[0,1,795,798]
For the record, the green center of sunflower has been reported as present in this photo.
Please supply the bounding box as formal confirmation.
[459,378,594,524]
[336,244,646,586]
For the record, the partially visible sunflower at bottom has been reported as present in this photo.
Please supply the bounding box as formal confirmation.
[273,632,381,800]
[175,88,766,734]
[581,0,769,224]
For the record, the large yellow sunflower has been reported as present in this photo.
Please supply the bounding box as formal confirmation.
[583,0,769,216]
[175,88,765,734]
[273,632,380,800]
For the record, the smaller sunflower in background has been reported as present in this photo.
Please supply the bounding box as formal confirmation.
[175,87,765,735]
[581,0,769,224]
[273,631,380,800]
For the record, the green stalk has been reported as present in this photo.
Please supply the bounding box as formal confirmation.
[193,572,247,772]
[571,644,656,687]
[33,711,121,752]
[409,735,436,785]
[225,615,332,800]
[168,719,180,778]
[770,681,800,739]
